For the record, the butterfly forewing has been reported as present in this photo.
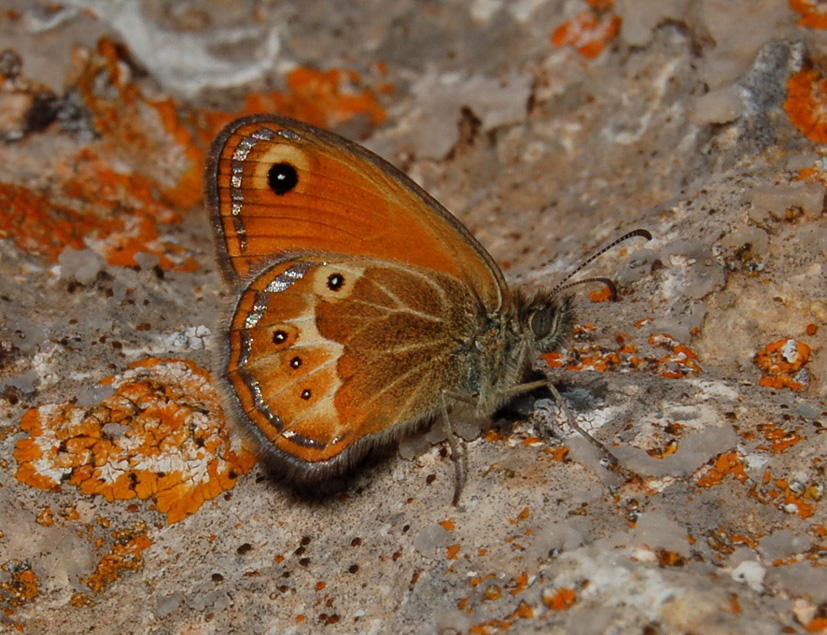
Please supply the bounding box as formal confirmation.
[206,115,508,313]
[223,254,478,475]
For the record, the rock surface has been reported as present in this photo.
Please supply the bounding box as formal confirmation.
[0,1,826,633]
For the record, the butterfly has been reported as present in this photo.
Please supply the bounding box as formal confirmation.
[205,114,650,501]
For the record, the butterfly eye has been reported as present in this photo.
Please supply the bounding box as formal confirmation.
[530,310,552,339]
[268,162,298,196]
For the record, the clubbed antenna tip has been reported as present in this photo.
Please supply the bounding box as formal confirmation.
[549,229,652,298]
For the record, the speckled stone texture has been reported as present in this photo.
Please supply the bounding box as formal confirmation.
[1,1,826,633]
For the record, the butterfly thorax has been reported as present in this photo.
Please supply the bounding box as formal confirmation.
[455,312,524,415]
[456,291,574,416]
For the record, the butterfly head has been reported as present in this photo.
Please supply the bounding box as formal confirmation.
[516,291,575,353]
[515,230,653,354]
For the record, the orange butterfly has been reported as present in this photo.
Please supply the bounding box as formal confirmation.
[206,115,648,500]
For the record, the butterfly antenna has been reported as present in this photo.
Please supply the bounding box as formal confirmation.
[549,229,652,298]
[554,276,618,301]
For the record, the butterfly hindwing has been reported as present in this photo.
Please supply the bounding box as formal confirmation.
[222,254,478,478]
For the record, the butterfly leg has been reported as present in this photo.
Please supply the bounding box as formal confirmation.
[441,390,473,506]
[504,380,620,468]
[544,383,619,468]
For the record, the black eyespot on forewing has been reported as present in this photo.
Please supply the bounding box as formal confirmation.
[273,329,288,344]
[268,162,298,195]
[327,273,344,291]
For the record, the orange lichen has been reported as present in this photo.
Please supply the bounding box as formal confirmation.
[551,8,621,59]
[786,63,827,143]
[58,150,199,271]
[508,600,535,619]
[542,325,652,373]
[756,338,811,391]
[0,184,97,263]
[783,491,814,519]
[440,519,455,531]
[543,346,620,372]
[729,592,741,614]
[82,523,152,593]
[805,616,827,632]
[470,620,510,635]
[202,67,387,137]
[753,477,821,521]
[589,285,613,302]
[35,507,54,527]
[447,544,461,560]
[14,358,256,523]
[543,587,577,611]
[696,451,748,488]
[545,446,570,461]
[706,526,756,556]
[757,423,804,455]
[0,562,39,609]
[470,574,495,588]
[791,0,827,28]
[646,439,678,459]
[541,351,566,368]
[648,333,703,378]
[70,39,204,210]
[656,548,686,567]
[509,573,529,596]
[70,592,93,608]
[0,41,205,271]
[727,533,756,551]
